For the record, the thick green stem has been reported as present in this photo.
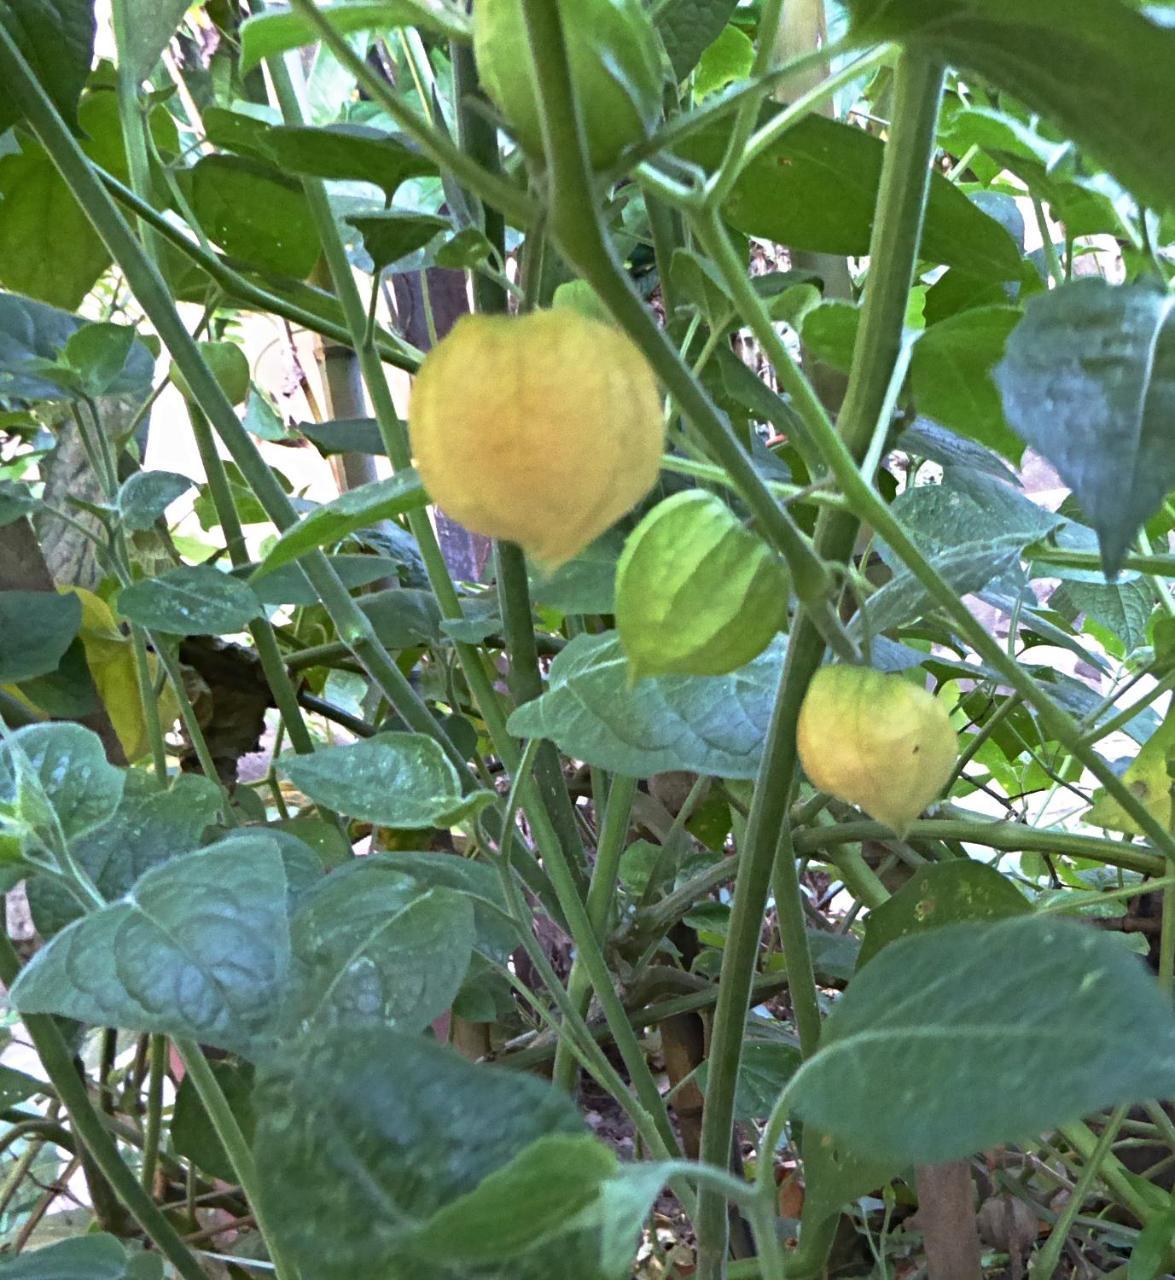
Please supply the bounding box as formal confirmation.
[0,935,207,1280]
[139,1034,166,1194]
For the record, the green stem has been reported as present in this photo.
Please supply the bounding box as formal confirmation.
[1059,1120,1154,1224]
[177,1041,299,1279]
[771,827,822,1056]
[140,1034,166,1194]
[129,626,169,780]
[0,935,207,1280]
[554,772,638,1089]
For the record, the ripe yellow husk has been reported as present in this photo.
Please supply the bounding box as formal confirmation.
[408,310,665,569]
[796,665,958,835]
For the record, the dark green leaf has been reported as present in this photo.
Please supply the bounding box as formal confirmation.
[188,155,320,279]
[529,532,623,615]
[116,471,193,531]
[845,0,1175,212]
[910,307,1024,460]
[695,1039,803,1122]
[1052,578,1157,655]
[677,113,1022,278]
[347,211,450,272]
[252,1028,591,1280]
[657,0,740,79]
[284,884,474,1034]
[507,632,786,779]
[0,0,94,133]
[0,1064,45,1110]
[60,321,138,397]
[0,722,125,846]
[0,480,38,527]
[0,1234,160,1280]
[789,917,1175,1164]
[360,588,443,647]
[995,279,1175,575]
[243,553,407,605]
[278,732,492,827]
[117,564,263,636]
[858,860,1030,969]
[298,417,385,456]
[0,590,81,682]
[172,1060,255,1183]
[12,835,292,1055]
[240,1,471,71]
[117,0,189,79]
[251,470,426,576]
[265,124,436,197]
[896,419,1018,484]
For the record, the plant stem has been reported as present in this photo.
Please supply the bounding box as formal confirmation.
[140,1033,166,1194]
[0,934,208,1280]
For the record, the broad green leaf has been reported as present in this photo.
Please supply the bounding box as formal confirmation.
[529,531,623,615]
[0,1234,160,1280]
[172,340,250,407]
[116,471,193,531]
[12,835,292,1056]
[657,0,740,79]
[278,733,493,828]
[264,124,437,197]
[115,0,189,80]
[411,1134,617,1263]
[616,491,788,679]
[0,0,94,133]
[1052,577,1157,656]
[251,470,426,577]
[677,114,1022,279]
[298,417,384,456]
[695,1039,803,1122]
[897,420,1018,484]
[563,1162,677,1278]
[844,0,1175,213]
[187,155,320,279]
[171,1060,255,1183]
[283,885,474,1034]
[360,587,443,648]
[243,553,409,605]
[800,300,858,373]
[59,321,138,397]
[27,771,223,938]
[0,1064,44,1110]
[858,860,1030,969]
[995,280,1175,576]
[1087,704,1175,835]
[347,211,450,272]
[798,1127,900,1228]
[0,480,37,528]
[507,632,786,779]
[117,564,263,636]
[694,24,754,99]
[252,1028,590,1280]
[241,1,471,71]
[0,590,81,682]
[0,143,109,309]
[788,917,1175,1165]
[0,722,125,847]
[910,307,1024,460]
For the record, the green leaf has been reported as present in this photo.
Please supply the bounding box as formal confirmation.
[117,564,263,636]
[695,1039,803,1122]
[677,113,1022,279]
[115,0,189,80]
[264,124,436,198]
[347,211,450,272]
[910,307,1024,460]
[244,553,408,605]
[0,722,125,847]
[279,733,492,828]
[1087,704,1175,835]
[0,291,154,402]
[284,885,474,1034]
[858,861,1030,970]
[251,470,426,576]
[0,479,38,528]
[657,0,740,80]
[844,0,1175,213]
[171,1060,255,1183]
[241,1,471,71]
[116,471,193,531]
[360,587,443,648]
[529,531,623,615]
[187,155,320,279]
[298,417,385,456]
[0,589,81,682]
[507,631,786,779]
[60,321,138,397]
[0,142,110,309]
[995,279,1175,576]
[0,0,94,133]
[616,491,789,679]
[0,1234,160,1280]
[789,917,1175,1165]
[694,23,754,99]
[12,835,293,1056]
[253,1028,590,1280]
[1052,577,1157,656]
[411,1134,617,1264]
[27,772,223,938]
